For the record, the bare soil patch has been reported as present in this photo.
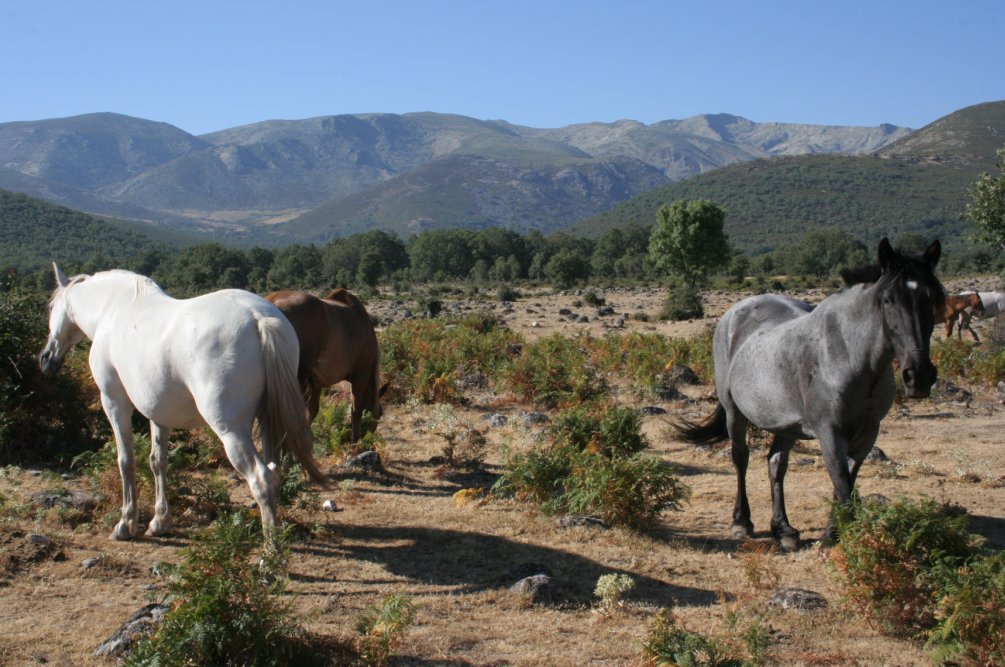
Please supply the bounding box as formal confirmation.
[1,284,1003,665]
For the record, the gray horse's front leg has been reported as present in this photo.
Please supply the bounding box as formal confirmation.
[767,435,799,551]
[819,426,855,543]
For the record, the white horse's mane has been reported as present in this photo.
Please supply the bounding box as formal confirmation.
[54,270,165,305]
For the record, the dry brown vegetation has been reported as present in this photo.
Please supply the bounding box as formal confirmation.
[1,284,1003,666]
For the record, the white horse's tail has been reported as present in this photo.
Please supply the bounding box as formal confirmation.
[257,316,328,486]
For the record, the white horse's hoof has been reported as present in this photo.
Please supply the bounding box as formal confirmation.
[145,519,172,537]
[110,523,135,540]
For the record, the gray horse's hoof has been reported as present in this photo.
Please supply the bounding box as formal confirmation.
[730,523,753,539]
[778,532,801,552]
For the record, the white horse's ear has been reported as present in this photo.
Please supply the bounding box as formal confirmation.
[52,263,70,288]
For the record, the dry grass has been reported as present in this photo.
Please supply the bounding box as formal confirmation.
[0,285,1003,665]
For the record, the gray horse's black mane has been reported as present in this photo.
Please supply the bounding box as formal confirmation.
[838,244,947,316]
[839,264,882,286]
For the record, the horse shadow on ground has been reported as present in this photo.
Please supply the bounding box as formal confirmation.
[291,523,720,609]
[969,514,1005,550]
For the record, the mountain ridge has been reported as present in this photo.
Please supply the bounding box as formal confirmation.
[0,110,913,241]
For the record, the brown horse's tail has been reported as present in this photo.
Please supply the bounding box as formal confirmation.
[672,402,729,445]
[257,316,328,486]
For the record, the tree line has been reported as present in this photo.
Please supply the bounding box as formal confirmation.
[11,217,997,298]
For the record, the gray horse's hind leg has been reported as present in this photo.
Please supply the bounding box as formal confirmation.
[725,408,754,539]
[767,435,800,551]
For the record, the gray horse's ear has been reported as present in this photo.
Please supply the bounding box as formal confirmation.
[923,239,941,268]
[877,237,894,270]
[52,263,70,288]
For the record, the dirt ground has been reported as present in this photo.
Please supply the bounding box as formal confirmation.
[1,282,1003,666]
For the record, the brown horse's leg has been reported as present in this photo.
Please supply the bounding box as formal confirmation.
[961,311,981,342]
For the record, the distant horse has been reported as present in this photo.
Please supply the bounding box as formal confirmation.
[39,265,325,540]
[266,289,385,441]
[974,291,1005,318]
[673,239,943,550]
[939,292,984,341]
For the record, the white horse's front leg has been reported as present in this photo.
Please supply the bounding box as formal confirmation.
[145,422,173,536]
[101,393,139,540]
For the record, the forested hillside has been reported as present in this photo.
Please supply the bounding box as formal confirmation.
[576,154,978,256]
[0,190,168,275]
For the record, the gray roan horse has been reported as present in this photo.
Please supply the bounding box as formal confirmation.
[674,238,944,550]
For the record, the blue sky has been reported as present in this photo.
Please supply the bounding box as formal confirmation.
[1,1,1002,136]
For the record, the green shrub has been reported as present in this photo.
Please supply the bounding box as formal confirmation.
[582,290,605,306]
[125,514,323,666]
[927,550,1005,667]
[549,404,647,459]
[379,315,521,404]
[493,445,574,508]
[353,593,418,667]
[830,495,978,637]
[585,330,714,398]
[659,285,704,321]
[564,453,689,530]
[496,284,520,302]
[504,334,607,408]
[312,395,353,457]
[0,286,105,464]
[931,337,975,381]
[640,609,741,667]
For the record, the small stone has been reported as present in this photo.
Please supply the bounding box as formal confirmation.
[322,499,337,512]
[81,557,101,569]
[26,533,51,546]
[509,574,562,605]
[556,515,609,530]
[768,588,828,613]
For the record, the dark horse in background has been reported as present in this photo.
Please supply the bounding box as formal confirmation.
[267,289,385,442]
[674,238,944,550]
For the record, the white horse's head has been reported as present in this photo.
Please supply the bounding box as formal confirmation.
[39,263,87,376]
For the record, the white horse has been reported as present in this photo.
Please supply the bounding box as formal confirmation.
[39,265,326,540]
[975,291,1005,318]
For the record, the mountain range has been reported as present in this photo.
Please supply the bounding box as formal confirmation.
[0,110,911,244]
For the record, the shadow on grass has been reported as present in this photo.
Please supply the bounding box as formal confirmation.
[292,523,719,608]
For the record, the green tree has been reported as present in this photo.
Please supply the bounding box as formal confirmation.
[267,244,322,290]
[648,199,730,289]
[545,247,591,289]
[965,145,1005,252]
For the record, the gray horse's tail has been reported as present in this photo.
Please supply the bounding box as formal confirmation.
[672,403,728,445]
[257,316,328,486]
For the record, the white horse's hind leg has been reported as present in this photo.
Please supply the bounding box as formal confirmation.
[217,429,281,533]
[145,422,173,536]
[100,393,139,540]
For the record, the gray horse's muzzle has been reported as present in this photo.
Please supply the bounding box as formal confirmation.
[901,358,937,398]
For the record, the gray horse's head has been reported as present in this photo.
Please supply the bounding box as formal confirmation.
[842,238,944,398]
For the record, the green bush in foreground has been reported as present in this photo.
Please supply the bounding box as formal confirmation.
[125,514,323,666]
[640,609,741,667]
[830,494,1005,665]
[830,495,977,637]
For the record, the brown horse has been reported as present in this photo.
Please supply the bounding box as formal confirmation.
[937,292,984,341]
[266,289,385,441]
